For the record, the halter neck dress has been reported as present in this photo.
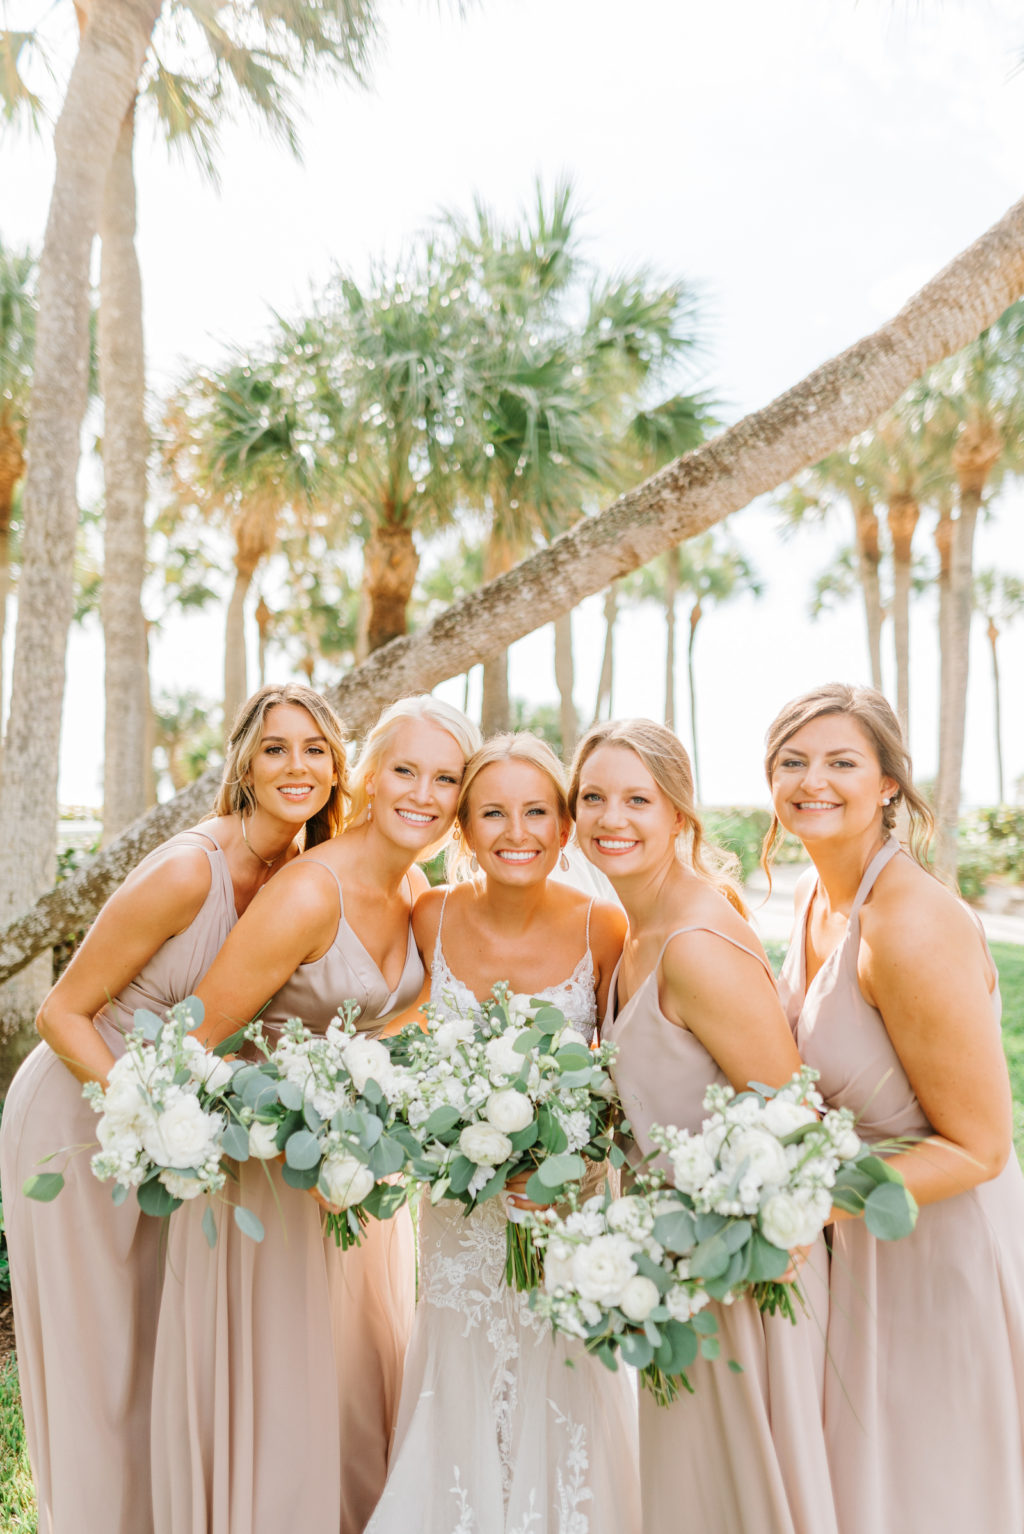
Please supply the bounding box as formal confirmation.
[152,859,423,1534]
[778,837,1024,1534]
[603,923,837,1534]
[0,829,237,1534]
[367,891,642,1534]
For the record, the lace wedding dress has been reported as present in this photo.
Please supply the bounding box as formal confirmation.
[367,897,641,1534]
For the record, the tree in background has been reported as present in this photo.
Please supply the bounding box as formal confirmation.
[0,238,35,749]
[974,569,1024,806]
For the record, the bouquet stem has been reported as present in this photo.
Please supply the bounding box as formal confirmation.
[752,1280,801,1324]
[640,1363,694,1408]
[505,1221,544,1291]
[325,1207,368,1250]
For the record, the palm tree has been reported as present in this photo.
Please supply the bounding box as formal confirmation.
[5,198,1024,1004]
[0,238,35,746]
[974,569,1024,805]
[634,532,762,801]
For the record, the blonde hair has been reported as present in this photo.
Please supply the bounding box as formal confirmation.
[568,718,746,913]
[762,683,933,869]
[347,695,482,849]
[449,732,571,881]
[213,683,348,847]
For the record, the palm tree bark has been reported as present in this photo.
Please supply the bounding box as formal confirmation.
[987,617,1004,804]
[364,522,418,653]
[553,610,577,761]
[4,187,1024,996]
[224,559,254,738]
[0,0,163,1032]
[853,497,884,691]
[592,584,617,724]
[687,602,702,802]
[887,493,919,733]
[99,101,150,843]
[0,425,25,750]
[480,534,516,736]
[663,554,679,733]
[934,494,954,781]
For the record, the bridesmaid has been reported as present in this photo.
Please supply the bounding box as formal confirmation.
[570,718,837,1534]
[0,682,345,1534]
[150,694,480,1534]
[368,731,640,1534]
[767,682,1024,1534]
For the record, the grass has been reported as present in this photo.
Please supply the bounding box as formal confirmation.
[1,942,1022,1519]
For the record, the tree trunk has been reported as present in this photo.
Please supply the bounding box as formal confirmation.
[480,533,517,736]
[0,0,164,1034]
[853,496,884,690]
[988,617,1004,804]
[0,431,25,753]
[224,557,256,740]
[887,493,919,735]
[663,554,679,732]
[363,521,419,654]
[687,602,702,802]
[592,584,617,724]
[99,102,150,843]
[4,189,1024,989]
[934,495,954,781]
[553,610,577,762]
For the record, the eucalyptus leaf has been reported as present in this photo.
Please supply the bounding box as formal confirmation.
[536,1152,586,1189]
[22,1172,64,1202]
[112,1183,129,1206]
[137,1179,180,1218]
[285,1129,322,1171]
[689,1231,731,1280]
[619,1331,654,1370]
[423,1105,462,1137]
[368,1136,406,1178]
[653,1207,696,1254]
[699,1336,721,1360]
[233,1205,265,1242]
[176,995,205,1030]
[281,1162,319,1190]
[277,1079,304,1112]
[863,1182,918,1241]
[133,1008,164,1043]
[202,1205,218,1249]
[220,1122,251,1161]
[447,1155,477,1195]
[746,1232,791,1282]
[858,1154,904,1186]
[212,1026,248,1058]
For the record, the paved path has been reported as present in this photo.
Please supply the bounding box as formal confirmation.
[744,862,1024,949]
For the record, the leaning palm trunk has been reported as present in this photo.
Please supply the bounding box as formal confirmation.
[553,610,577,760]
[887,494,919,735]
[0,0,164,1035]
[3,189,1024,1003]
[99,102,150,843]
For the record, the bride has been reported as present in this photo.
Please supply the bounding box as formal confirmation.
[367,731,640,1534]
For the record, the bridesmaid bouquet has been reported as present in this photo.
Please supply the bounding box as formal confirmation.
[218,1003,410,1249]
[23,997,260,1242]
[528,1066,918,1405]
[384,983,623,1289]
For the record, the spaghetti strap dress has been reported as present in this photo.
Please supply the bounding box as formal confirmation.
[604,925,836,1534]
[778,837,1024,1534]
[366,894,641,1534]
[0,830,237,1534]
[151,860,422,1534]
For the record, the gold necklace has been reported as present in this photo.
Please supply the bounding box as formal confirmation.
[240,814,285,871]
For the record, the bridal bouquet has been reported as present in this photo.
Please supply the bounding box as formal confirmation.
[23,997,260,1242]
[529,1066,918,1404]
[385,983,622,1289]
[219,1003,410,1248]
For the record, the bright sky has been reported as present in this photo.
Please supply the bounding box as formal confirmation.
[4,0,1024,807]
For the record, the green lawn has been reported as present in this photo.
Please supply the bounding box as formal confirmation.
[1,942,1023,1521]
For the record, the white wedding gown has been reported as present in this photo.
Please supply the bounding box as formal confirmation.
[367,896,641,1534]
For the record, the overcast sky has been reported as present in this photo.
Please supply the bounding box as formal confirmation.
[4,0,1024,806]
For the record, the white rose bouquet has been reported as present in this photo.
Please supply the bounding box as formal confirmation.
[217,1002,410,1249]
[384,983,623,1290]
[23,997,265,1244]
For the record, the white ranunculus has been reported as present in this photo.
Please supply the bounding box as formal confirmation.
[159,1169,206,1201]
[342,1037,392,1095]
[320,1154,375,1209]
[141,1093,220,1169]
[618,1274,661,1322]
[570,1233,638,1306]
[485,1089,535,1135]
[459,1122,513,1166]
[606,1195,655,1241]
[720,1127,790,1190]
[485,1029,529,1082]
[433,1017,476,1056]
[668,1134,716,1196]
[182,1037,234,1094]
[760,1099,818,1139]
[760,1190,824,1251]
[98,1076,154,1136]
[248,1121,280,1159]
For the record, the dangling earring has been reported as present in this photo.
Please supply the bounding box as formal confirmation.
[367,797,374,822]
[470,853,479,873]
[559,848,570,872]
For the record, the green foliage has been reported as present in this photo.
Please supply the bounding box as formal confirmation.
[956,808,1024,900]
[701,808,804,882]
[0,1358,35,1532]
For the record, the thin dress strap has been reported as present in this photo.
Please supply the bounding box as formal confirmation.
[433,886,452,964]
[584,897,595,955]
[301,858,345,918]
[655,925,775,987]
[849,838,901,919]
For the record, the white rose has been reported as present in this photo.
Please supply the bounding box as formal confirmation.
[618,1274,660,1322]
[570,1233,638,1306]
[320,1154,375,1209]
[760,1190,825,1251]
[485,1030,529,1082]
[159,1169,206,1201]
[506,994,536,1026]
[141,1094,220,1169]
[760,1099,818,1139]
[182,1038,234,1094]
[433,1018,476,1056]
[485,1089,535,1135]
[98,1076,154,1135]
[606,1195,655,1241]
[720,1127,790,1189]
[459,1122,513,1166]
[342,1037,392,1095]
[248,1121,280,1159]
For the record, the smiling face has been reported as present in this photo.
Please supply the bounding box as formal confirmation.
[366,716,465,853]
[463,758,568,886]
[769,714,898,847]
[573,743,683,877]
[247,703,337,828]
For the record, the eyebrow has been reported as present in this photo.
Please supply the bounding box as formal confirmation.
[782,745,866,757]
[261,733,328,744]
[478,799,553,810]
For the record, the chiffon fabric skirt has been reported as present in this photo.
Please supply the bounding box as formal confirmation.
[824,1154,1024,1534]
[367,1192,641,1534]
[0,1032,164,1534]
[637,1240,834,1534]
[152,1155,414,1534]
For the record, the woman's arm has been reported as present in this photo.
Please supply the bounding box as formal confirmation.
[36,848,213,1086]
[590,901,628,1022]
[191,862,338,1048]
[853,885,1011,1212]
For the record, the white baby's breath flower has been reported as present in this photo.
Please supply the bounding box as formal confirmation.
[320,1154,374,1209]
[485,1089,534,1135]
[459,1122,513,1166]
[606,1195,655,1242]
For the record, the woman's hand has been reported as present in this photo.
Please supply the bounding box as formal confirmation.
[505,1168,552,1215]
